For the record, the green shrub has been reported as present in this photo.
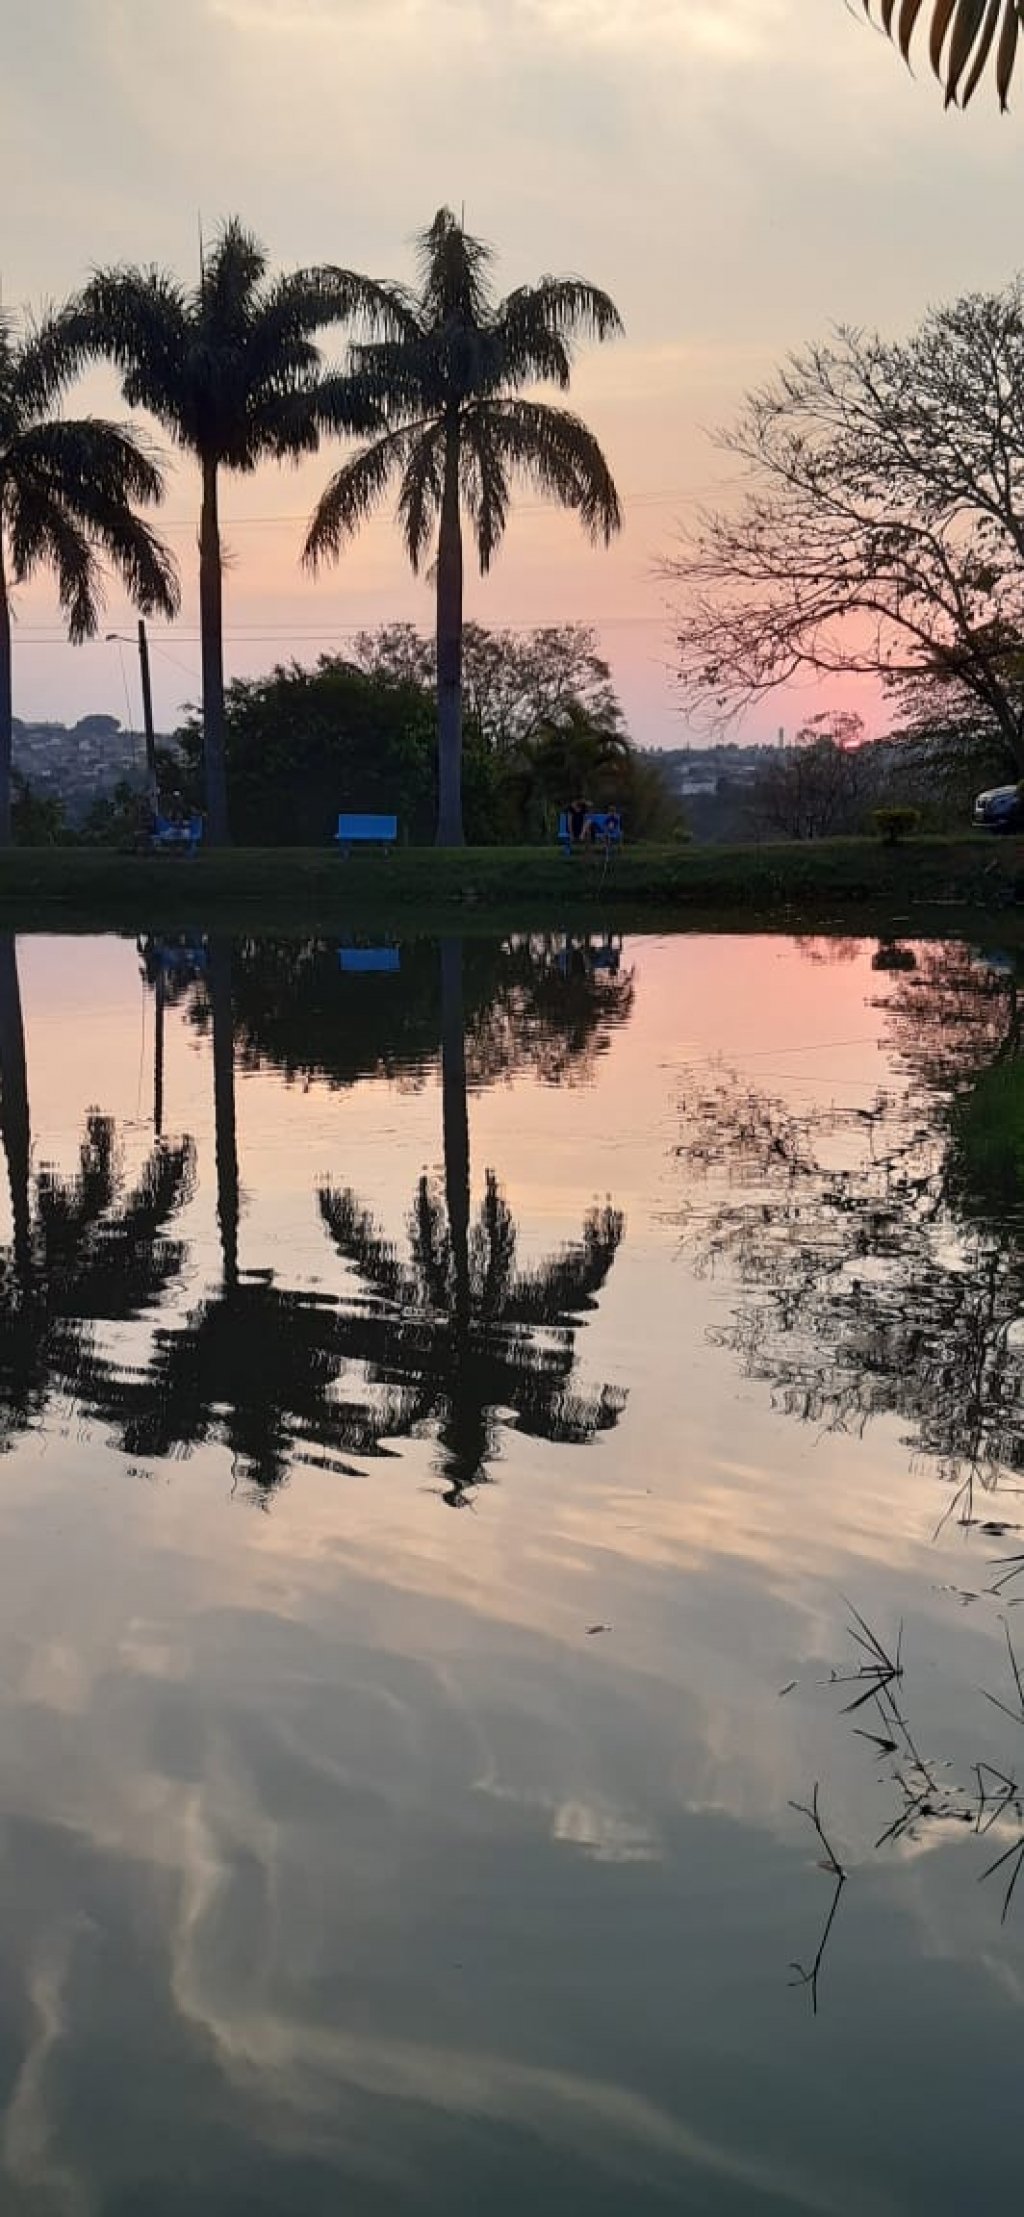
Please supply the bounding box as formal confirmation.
[873,806,920,847]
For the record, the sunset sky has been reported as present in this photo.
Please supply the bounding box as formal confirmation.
[6,0,1024,746]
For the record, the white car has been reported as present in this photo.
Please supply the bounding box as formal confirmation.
[973,783,1023,832]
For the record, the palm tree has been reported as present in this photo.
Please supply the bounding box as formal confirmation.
[864,0,1023,107]
[0,309,177,846]
[305,209,623,846]
[74,220,395,844]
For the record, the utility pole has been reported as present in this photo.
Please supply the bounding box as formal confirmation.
[138,618,158,809]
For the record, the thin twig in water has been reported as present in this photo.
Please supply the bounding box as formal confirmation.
[981,1836,1024,1924]
[789,1784,848,2015]
[790,1782,846,1878]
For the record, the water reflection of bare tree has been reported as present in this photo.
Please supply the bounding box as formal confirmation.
[880,940,1021,1102]
[677,944,1024,1520]
[100,937,626,1502]
[0,935,195,1448]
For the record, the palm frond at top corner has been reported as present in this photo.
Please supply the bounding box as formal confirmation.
[863,0,1024,108]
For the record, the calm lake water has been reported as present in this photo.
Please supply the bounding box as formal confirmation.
[0,927,1022,2214]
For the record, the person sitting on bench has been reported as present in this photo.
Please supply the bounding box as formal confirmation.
[568,796,590,844]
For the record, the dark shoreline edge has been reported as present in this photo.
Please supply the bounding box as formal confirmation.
[0,837,1022,939]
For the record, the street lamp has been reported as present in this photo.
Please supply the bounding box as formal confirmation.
[105,619,157,807]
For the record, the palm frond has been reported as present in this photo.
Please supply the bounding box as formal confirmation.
[13,418,167,510]
[407,1176,453,1311]
[235,266,348,395]
[312,366,400,440]
[10,418,179,618]
[397,424,445,571]
[478,399,622,544]
[200,216,269,326]
[73,269,192,440]
[498,279,623,389]
[416,208,496,327]
[317,270,421,343]
[459,414,511,572]
[303,423,424,569]
[502,1204,625,1324]
[318,1185,414,1304]
[864,0,1023,106]
[6,485,99,639]
[340,339,443,417]
[10,306,94,421]
[71,496,179,620]
[38,1114,117,1252]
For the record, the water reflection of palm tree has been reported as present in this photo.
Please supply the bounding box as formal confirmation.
[100,938,430,1492]
[320,937,626,1503]
[111,936,625,1501]
[0,934,195,1446]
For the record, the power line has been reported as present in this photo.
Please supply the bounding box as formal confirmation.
[11,613,678,639]
[146,484,728,533]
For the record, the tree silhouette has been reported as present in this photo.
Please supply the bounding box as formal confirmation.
[0,307,177,844]
[75,219,392,841]
[0,936,195,1449]
[305,208,622,844]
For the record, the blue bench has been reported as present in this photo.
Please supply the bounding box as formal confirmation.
[335,812,398,856]
[151,812,203,855]
[338,945,401,974]
[557,809,623,855]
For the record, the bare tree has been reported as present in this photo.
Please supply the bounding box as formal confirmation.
[750,712,871,839]
[667,288,1024,773]
[353,620,622,754]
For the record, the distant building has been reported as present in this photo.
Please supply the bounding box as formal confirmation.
[12,715,176,825]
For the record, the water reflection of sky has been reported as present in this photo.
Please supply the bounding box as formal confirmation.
[0,931,1022,2213]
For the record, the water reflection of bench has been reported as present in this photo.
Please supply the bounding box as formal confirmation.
[145,934,209,978]
[557,933,622,977]
[338,945,401,974]
[151,813,203,855]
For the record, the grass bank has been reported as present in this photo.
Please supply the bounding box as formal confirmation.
[0,835,1022,935]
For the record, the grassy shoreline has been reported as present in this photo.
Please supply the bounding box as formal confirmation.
[0,836,1022,936]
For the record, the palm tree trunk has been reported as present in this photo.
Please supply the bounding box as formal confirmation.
[0,540,14,850]
[440,933,484,1495]
[199,454,230,846]
[440,937,470,1327]
[208,938,239,1292]
[435,418,465,847]
[0,935,32,1282]
[154,964,165,1139]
